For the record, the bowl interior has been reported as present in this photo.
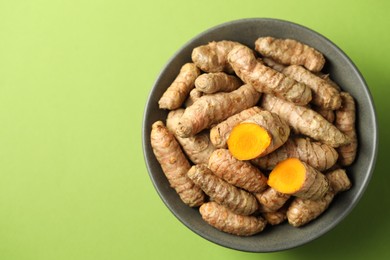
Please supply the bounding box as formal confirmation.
[142,18,377,252]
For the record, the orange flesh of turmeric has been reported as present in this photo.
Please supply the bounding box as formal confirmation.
[227,123,271,160]
[268,158,306,194]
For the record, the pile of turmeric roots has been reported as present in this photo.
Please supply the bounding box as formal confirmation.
[150,37,356,236]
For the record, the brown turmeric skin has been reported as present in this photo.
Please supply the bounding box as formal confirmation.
[282,65,342,110]
[200,202,267,236]
[191,40,241,73]
[254,187,290,213]
[194,72,242,94]
[208,149,268,193]
[287,169,351,227]
[335,92,358,166]
[252,137,339,172]
[158,63,200,110]
[187,164,258,215]
[255,37,325,72]
[228,44,312,106]
[150,121,205,207]
[176,84,261,138]
[261,94,350,148]
[166,109,215,165]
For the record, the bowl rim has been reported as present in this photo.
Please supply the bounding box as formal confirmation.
[142,17,378,252]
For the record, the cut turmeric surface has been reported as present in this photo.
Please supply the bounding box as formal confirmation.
[200,202,267,236]
[150,121,205,207]
[268,158,329,200]
[176,84,261,138]
[228,44,312,106]
[227,111,290,160]
[158,63,200,110]
[255,37,325,72]
[210,106,263,148]
[208,149,268,193]
[187,164,258,215]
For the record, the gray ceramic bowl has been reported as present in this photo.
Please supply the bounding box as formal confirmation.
[142,18,378,252]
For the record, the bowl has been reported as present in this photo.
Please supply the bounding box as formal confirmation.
[142,18,378,252]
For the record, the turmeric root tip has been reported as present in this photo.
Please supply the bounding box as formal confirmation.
[227,122,271,161]
[268,158,329,200]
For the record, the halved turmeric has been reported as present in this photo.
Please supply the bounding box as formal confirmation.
[268,158,329,200]
[227,111,290,160]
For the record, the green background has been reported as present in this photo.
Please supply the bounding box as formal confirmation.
[0,0,388,259]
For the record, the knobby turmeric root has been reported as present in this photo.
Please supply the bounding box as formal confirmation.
[282,65,341,110]
[199,202,267,236]
[187,164,258,215]
[208,149,268,193]
[261,57,286,72]
[166,109,215,165]
[191,40,241,73]
[158,63,200,110]
[261,94,350,147]
[268,158,329,200]
[228,44,312,106]
[254,187,291,213]
[184,88,204,107]
[335,92,358,166]
[227,111,290,160]
[312,105,335,123]
[261,207,288,226]
[252,137,339,172]
[194,72,242,94]
[176,84,261,138]
[150,121,205,207]
[287,168,351,227]
[255,37,325,72]
[210,106,263,149]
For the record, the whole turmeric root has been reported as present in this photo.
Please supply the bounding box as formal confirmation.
[261,94,350,148]
[251,137,339,172]
[199,202,267,236]
[208,149,268,193]
[184,88,204,107]
[335,92,358,166]
[228,44,312,106]
[268,158,329,200]
[158,63,200,110]
[166,109,215,165]
[194,72,242,94]
[262,207,288,226]
[227,110,290,160]
[254,187,290,213]
[287,169,351,227]
[176,84,261,138]
[282,65,342,110]
[209,106,263,149]
[255,37,325,72]
[150,121,205,207]
[191,40,241,73]
[187,164,258,215]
